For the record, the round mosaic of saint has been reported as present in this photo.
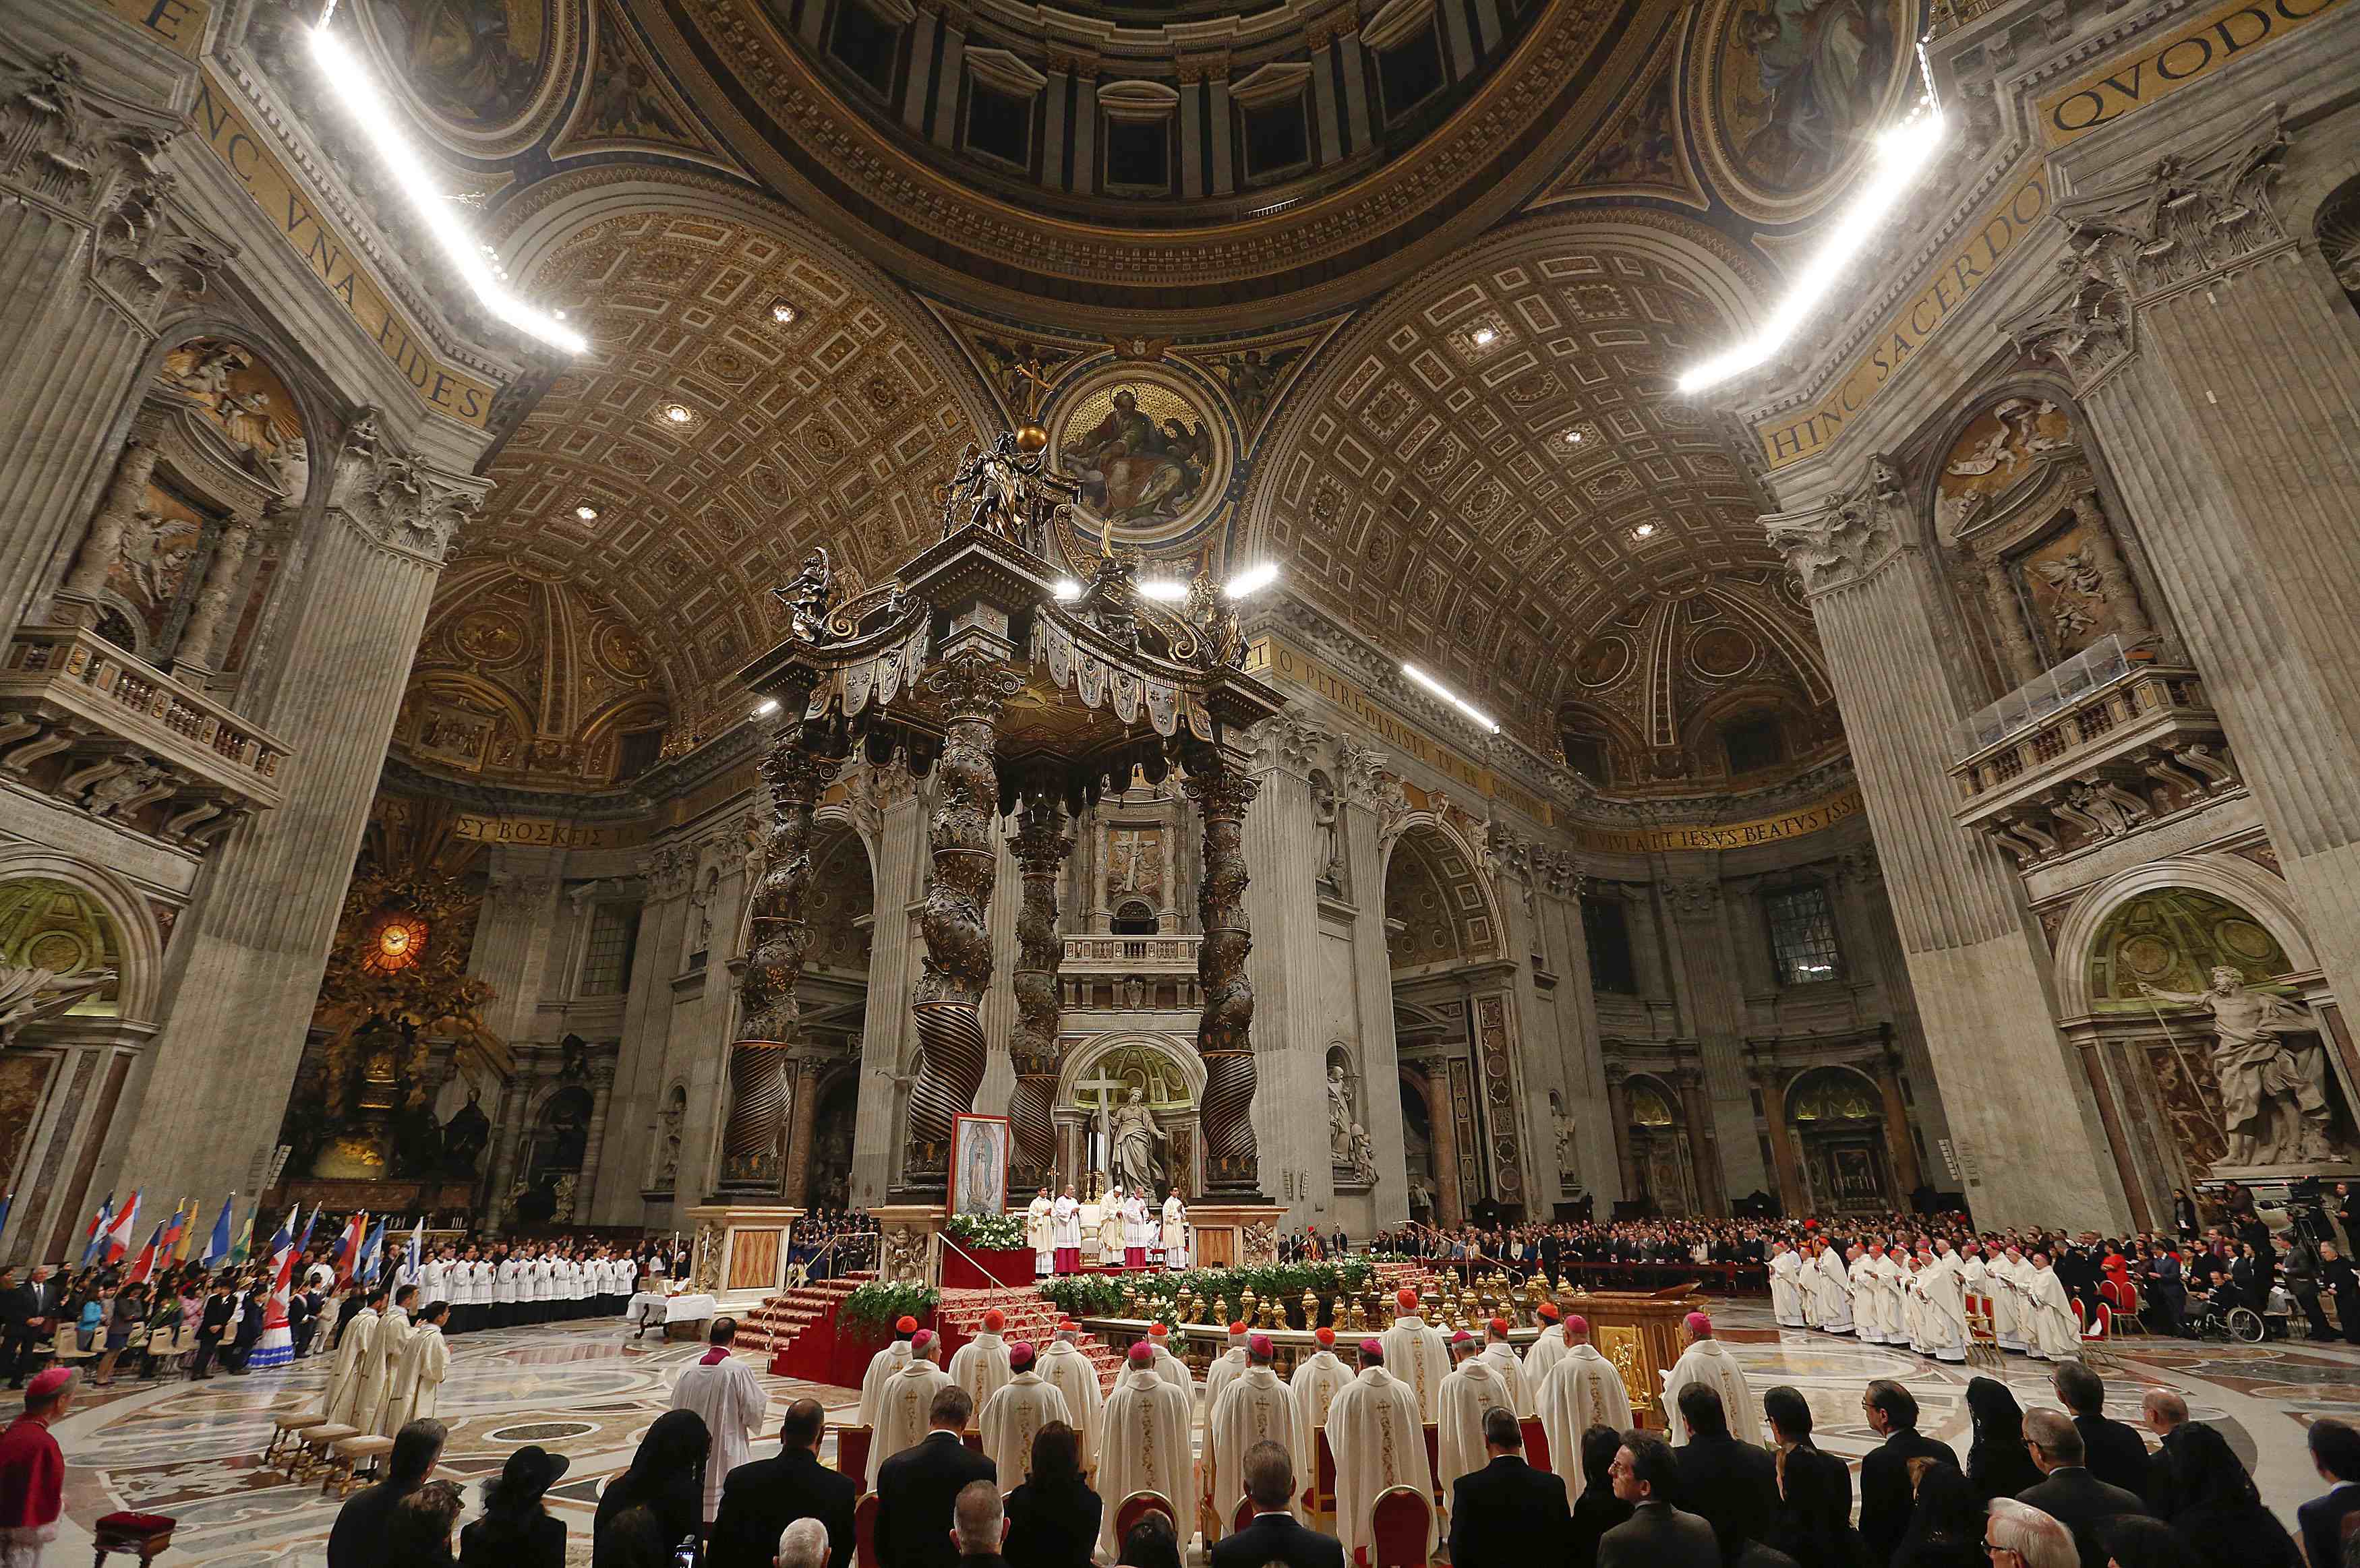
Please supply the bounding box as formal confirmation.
[1685,0,1916,222]
[353,0,579,152]
[1046,368,1232,555]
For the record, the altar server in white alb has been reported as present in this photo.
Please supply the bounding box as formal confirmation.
[1208,1333,1296,1537]
[322,1290,381,1428]
[672,1317,768,1524]
[1768,1240,1808,1329]
[875,1330,954,1463]
[1434,1331,1508,1517]
[494,1250,522,1330]
[359,1286,414,1439]
[1095,1341,1194,1557]
[980,1341,1071,1486]
[1661,1312,1757,1445]
[2024,1250,2082,1360]
[1378,1288,1449,1420]
[949,1309,1015,1412]
[1122,1188,1154,1269]
[1286,1326,1352,1505]
[859,1315,920,1427]
[1324,1338,1435,1565]
[1161,1189,1189,1271]
[1028,1188,1055,1279]
[1039,1321,1105,1468]
[1916,1240,1971,1362]
[385,1300,451,1433]
[1811,1238,1854,1335]
[1051,1185,1083,1275]
[1535,1315,1630,1500]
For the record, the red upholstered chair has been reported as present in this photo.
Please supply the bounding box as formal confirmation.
[854,1493,879,1568]
[2098,1279,2123,1310]
[2083,1301,2112,1342]
[838,1425,875,1490]
[1234,1496,1258,1535]
[963,1428,984,1454]
[1521,1416,1550,1477]
[1369,1483,1433,1568]
[1115,1490,1177,1546]
[1421,1422,1441,1501]
[1311,1431,1338,1528]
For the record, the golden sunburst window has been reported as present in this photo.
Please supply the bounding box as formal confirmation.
[361,911,430,974]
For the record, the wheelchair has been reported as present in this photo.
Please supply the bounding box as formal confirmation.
[2192,1291,2266,1344]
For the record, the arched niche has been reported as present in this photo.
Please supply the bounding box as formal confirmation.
[1055,1031,1205,1197]
[0,856,162,1027]
[1380,817,1502,972]
[1784,1064,1891,1212]
[1622,1073,1697,1217]
[2051,854,2319,1019]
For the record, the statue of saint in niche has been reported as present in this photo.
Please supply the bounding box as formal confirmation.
[1111,1087,1161,1193]
[2141,967,2344,1167]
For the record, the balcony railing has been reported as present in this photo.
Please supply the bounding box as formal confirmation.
[0,624,289,849]
[1061,934,1202,971]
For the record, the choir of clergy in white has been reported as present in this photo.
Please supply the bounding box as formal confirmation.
[1764,1234,2082,1361]
[827,1288,1791,1557]
[1026,1186,1190,1275]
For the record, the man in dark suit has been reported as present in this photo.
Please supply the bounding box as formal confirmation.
[1670,1384,1776,1566]
[1212,1442,1346,1568]
[875,1386,995,1568]
[325,1419,445,1568]
[0,1269,36,1387]
[1599,1432,1718,1568]
[2017,1409,2150,1568]
[710,1398,858,1568]
[1858,1379,1957,1567]
[2299,1418,2360,1568]
[2051,1363,2152,1498]
[1449,1406,1572,1568]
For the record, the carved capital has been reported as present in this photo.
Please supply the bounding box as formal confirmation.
[1251,715,1332,774]
[2055,107,2291,302]
[1663,877,1721,919]
[326,411,488,564]
[1180,756,1261,820]
[922,646,1023,723]
[638,842,698,898]
[1763,452,1908,596]
[2002,257,2134,396]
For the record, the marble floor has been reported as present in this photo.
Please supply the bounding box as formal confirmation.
[36,1301,2360,1565]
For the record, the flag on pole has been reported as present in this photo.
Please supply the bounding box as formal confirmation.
[102,1191,142,1266]
[247,1211,299,1370]
[169,1198,198,1267]
[406,1216,425,1287]
[356,1218,386,1286]
[0,1192,12,1246]
[227,1202,254,1267]
[155,1201,189,1269]
[78,1193,112,1268]
[295,1203,321,1259]
[125,1220,167,1285]
[201,1195,236,1269]
[332,1211,366,1286]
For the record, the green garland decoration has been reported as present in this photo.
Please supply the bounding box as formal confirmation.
[944,1212,1030,1250]
[1039,1261,1376,1325]
[838,1280,941,1335]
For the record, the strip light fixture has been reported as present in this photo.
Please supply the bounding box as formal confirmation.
[307,22,588,356]
[1675,105,1947,395]
[1401,663,1500,733]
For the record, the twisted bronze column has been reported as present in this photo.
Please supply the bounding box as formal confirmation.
[1183,750,1262,1195]
[725,737,831,1190]
[906,648,1020,1184]
[1006,788,1070,1190]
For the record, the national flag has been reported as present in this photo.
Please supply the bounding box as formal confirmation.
[200,1195,236,1268]
[78,1193,112,1268]
[295,1203,321,1259]
[0,1192,12,1246]
[125,1220,167,1285]
[102,1191,141,1266]
[331,1211,365,1286]
[248,1212,299,1370]
[227,1203,254,1266]
[169,1197,199,1267]
[155,1201,189,1269]
[356,1218,386,1285]
[406,1216,425,1285]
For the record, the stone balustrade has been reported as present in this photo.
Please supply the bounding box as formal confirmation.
[1061,934,1203,970]
[0,624,289,849]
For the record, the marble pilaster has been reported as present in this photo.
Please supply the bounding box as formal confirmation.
[588,862,688,1222]
[852,787,926,1205]
[1240,746,1327,1222]
[1657,873,1764,1207]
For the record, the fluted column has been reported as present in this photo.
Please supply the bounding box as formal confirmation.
[1765,457,2121,1232]
[1674,1066,1722,1218]
[1184,742,1262,1197]
[1978,557,2045,686]
[1658,875,1761,1205]
[781,1056,823,1207]
[109,415,485,1202]
[1602,1063,1640,1211]
[168,514,254,673]
[1755,1067,1807,1217]
[1872,1048,1922,1195]
[1423,1068,1463,1228]
[0,51,218,633]
[1006,784,1069,1191]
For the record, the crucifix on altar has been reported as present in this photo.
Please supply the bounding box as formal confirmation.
[1074,1071,1127,1186]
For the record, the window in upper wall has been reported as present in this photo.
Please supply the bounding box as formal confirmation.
[829,0,900,98]
[1723,713,1786,775]
[1241,94,1310,181]
[615,726,665,783]
[1111,899,1158,936]
[1375,24,1446,123]
[1104,117,1171,193]
[1765,885,1841,985]
[579,903,638,996]
[966,82,1031,167]
[1562,732,1611,785]
[1583,895,1637,994]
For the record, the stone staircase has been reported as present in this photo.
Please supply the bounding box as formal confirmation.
[931,1285,1125,1391]
[739,1271,875,1357]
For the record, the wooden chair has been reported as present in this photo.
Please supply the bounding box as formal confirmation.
[854,1492,879,1568]
[90,1510,175,1565]
[1368,1483,1433,1568]
[1114,1490,1176,1546]
[1966,1293,2001,1368]
[1311,1431,1339,1530]
[319,1435,394,1498]
[262,1412,327,1470]
[837,1424,875,1490]
[1233,1496,1258,1535]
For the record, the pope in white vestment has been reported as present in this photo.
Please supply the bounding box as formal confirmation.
[322,1304,378,1426]
[1377,1292,1449,1420]
[1535,1319,1632,1500]
[1435,1339,1508,1515]
[1661,1314,1758,1445]
[673,1333,769,1521]
[1096,1344,1195,1556]
[949,1314,1014,1410]
[1040,1325,1106,1467]
[980,1344,1071,1487]
[1768,1243,1808,1328]
[860,1323,918,1426]
[1287,1331,1353,1511]
[1096,1191,1125,1266]
[2024,1255,2082,1360]
[1028,1193,1055,1278]
[1917,1247,1971,1362]
[876,1339,955,1464]
[1812,1244,1854,1334]
[1208,1344,1297,1537]
[1325,1344,1436,1565]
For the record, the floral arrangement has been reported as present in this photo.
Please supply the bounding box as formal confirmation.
[945,1212,1029,1250]
[1040,1260,1376,1325]
[839,1280,940,1335]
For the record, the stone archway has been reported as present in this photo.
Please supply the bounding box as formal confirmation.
[1785,1064,1891,1213]
[1055,1032,1205,1200]
[1622,1074,1697,1218]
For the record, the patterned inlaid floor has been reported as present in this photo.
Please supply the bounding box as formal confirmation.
[38,1301,2360,1562]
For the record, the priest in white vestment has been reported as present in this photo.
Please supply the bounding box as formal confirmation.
[1202,1323,1250,1436]
[390,1301,451,1424]
[1096,1190,1125,1267]
[1287,1327,1353,1513]
[1522,1303,1568,1389]
[1768,1242,1808,1329]
[1899,1254,1926,1352]
[1208,1334,1297,1538]
[876,1332,955,1464]
[1161,1192,1188,1271]
[1040,1321,1106,1469]
[1917,1244,1971,1362]
[1144,1322,1193,1394]
[1812,1241,1854,1335]
[1535,1316,1631,1500]
[949,1310,1014,1410]
[860,1317,919,1427]
[1661,1313,1757,1445]
[1096,1341,1194,1557]
[1476,1317,1532,1416]
[1992,1246,2030,1352]
[1435,1333,1508,1517]
[980,1341,1072,1487]
[1325,1339,1436,1565]
[1377,1290,1448,1420]
[1870,1245,1907,1348]
[361,1296,413,1439]
[1052,1187,1084,1275]
[1122,1191,1154,1269]
[322,1298,378,1427]
[2024,1252,2082,1360]
[1848,1246,1883,1344]
[1028,1190,1056,1279]
[672,1317,769,1522]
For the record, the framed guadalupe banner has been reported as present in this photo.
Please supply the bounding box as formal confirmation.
[951,1113,1011,1218]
